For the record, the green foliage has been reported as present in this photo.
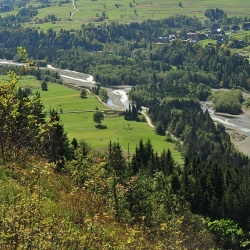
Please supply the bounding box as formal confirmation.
[41,80,48,91]
[207,219,245,249]
[80,89,87,98]
[18,6,38,18]
[155,122,165,135]
[98,88,108,102]
[65,142,106,188]
[138,113,146,122]
[0,48,71,168]
[213,89,243,114]
[93,110,104,125]
[0,65,62,84]
[205,8,224,21]
[124,103,139,121]
[6,74,180,159]
[108,141,127,177]
[131,82,247,166]
[1,15,250,92]
[0,69,47,163]
[1,10,250,248]
[243,97,250,108]
[0,129,232,249]
[24,86,32,95]
[187,82,211,101]
[0,163,85,249]
[182,155,250,237]
[1,115,248,250]
[44,109,71,169]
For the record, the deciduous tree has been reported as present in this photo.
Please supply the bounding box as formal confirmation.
[93,110,104,125]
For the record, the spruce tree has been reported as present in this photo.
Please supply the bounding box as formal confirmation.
[45,109,70,170]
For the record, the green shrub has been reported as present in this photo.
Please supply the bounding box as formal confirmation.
[213,89,243,114]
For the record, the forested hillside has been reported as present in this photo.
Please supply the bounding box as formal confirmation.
[0,58,216,248]
[1,60,250,248]
[1,3,250,249]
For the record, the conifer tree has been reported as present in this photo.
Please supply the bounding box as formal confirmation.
[44,109,70,170]
[108,141,127,178]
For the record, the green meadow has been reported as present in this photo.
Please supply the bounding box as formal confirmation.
[1,75,182,161]
[60,111,182,161]
[17,0,250,31]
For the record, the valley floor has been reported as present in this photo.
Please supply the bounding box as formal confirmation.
[61,69,250,156]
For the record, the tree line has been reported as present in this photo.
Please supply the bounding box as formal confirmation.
[0,10,250,91]
[1,9,250,247]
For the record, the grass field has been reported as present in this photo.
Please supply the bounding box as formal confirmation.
[14,0,250,31]
[0,75,182,162]
[61,111,182,162]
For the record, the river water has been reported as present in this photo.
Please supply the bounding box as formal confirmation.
[47,64,130,109]
[0,59,129,109]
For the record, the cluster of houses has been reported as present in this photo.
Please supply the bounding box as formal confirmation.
[0,4,13,12]
[155,22,250,48]
[212,23,241,33]
[155,31,205,44]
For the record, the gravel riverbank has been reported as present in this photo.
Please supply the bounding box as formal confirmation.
[201,96,250,156]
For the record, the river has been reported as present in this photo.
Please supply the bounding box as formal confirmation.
[1,59,250,155]
[0,59,130,109]
[200,101,250,136]
[47,64,130,109]
[200,100,250,156]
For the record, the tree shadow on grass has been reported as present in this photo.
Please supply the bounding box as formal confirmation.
[95,124,107,129]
